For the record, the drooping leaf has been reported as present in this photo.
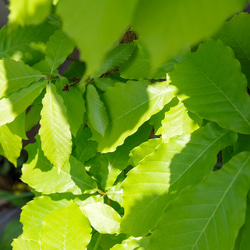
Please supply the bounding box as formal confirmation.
[81,202,121,234]
[86,84,109,137]
[0,79,47,126]
[148,152,250,250]
[0,125,22,166]
[0,58,44,98]
[132,0,247,72]
[57,0,138,75]
[22,136,96,194]
[121,123,237,236]
[56,78,85,137]
[170,39,250,134]
[91,80,175,153]
[40,201,92,250]
[0,22,56,64]
[214,12,250,87]
[45,29,75,74]
[8,0,52,28]
[39,83,72,170]
[162,99,202,141]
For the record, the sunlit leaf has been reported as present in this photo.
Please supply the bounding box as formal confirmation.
[82,202,121,234]
[121,123,237,236]
[170,39,250,134]
[39,83,72,170]
[40,201,91,250]
[148,152,250,249]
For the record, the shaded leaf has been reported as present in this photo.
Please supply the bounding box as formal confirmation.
[148,152,250,250]
[40,201,92,250]
[121,123,237,236]
[91,80,175,153]
[39,83,72,170]
[87,84,109,136]
[0,79,47,126]
[170,39,250,134]
[22,136,96,194]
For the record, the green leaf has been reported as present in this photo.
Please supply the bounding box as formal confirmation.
[170,39,250,134]
[162,99,202,141]
[111,236,149,250]
[73,127,98,165]
[22,136,96,194]
[39,83,72,170]
[12,238,40,250]
[120,41,151,79]
[233,197,250,249]
[91,80,175,153]
[0,58,44,98]
[132,0,247,72]
[148,152,250,250]
[40,201,92,250]
[0,79,47,126]
[45,29,75,74]
[81,202,121,234]
[214,12,250,87]
[94,42,136,78]
[121,123,237,236]
[0,125,22,166]
[25,104,42,132]
[0,22,56,64]
[56,78,85,137]
[8,0,52,28]
[86,84,109,137]
[57,0,138,75]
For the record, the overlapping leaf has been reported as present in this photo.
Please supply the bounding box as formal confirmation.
[39,83,72,170]
[91,80,175,152]
[121,123,237,236]
[170,39,250,134]
[132,0,247,72]
[86,84,109,137]
[57,0,138,75]
[40,201,91,250]
[148,152,250,249]
[0,79,47,126]
[0,125,22,166]
[8,0,52,28]
[214,12,250,87]
[81,202,121,234]
[22,136,96,194]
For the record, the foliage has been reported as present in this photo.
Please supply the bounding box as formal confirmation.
[0,0,249,249]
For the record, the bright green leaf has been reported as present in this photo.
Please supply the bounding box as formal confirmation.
[86,84,109,137]
[40,201,92,250]
[0,58,44,98]
[12,238,40,250]
[56,78,85,137]
[170,39,250,134]
[22,136,96,194]
[82,202,121,234]
[0,79,47,126]
[57,0,138,75]
[132,0,247,72]
[121,123,237,236]
[111,236,149,250]
[91,80,175,153]
[214,12,250,87]
[148,152,250,250]
[162,99,202,141]
[39,83,72,170]
[8,0,52,28]
[0,125,22,166]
